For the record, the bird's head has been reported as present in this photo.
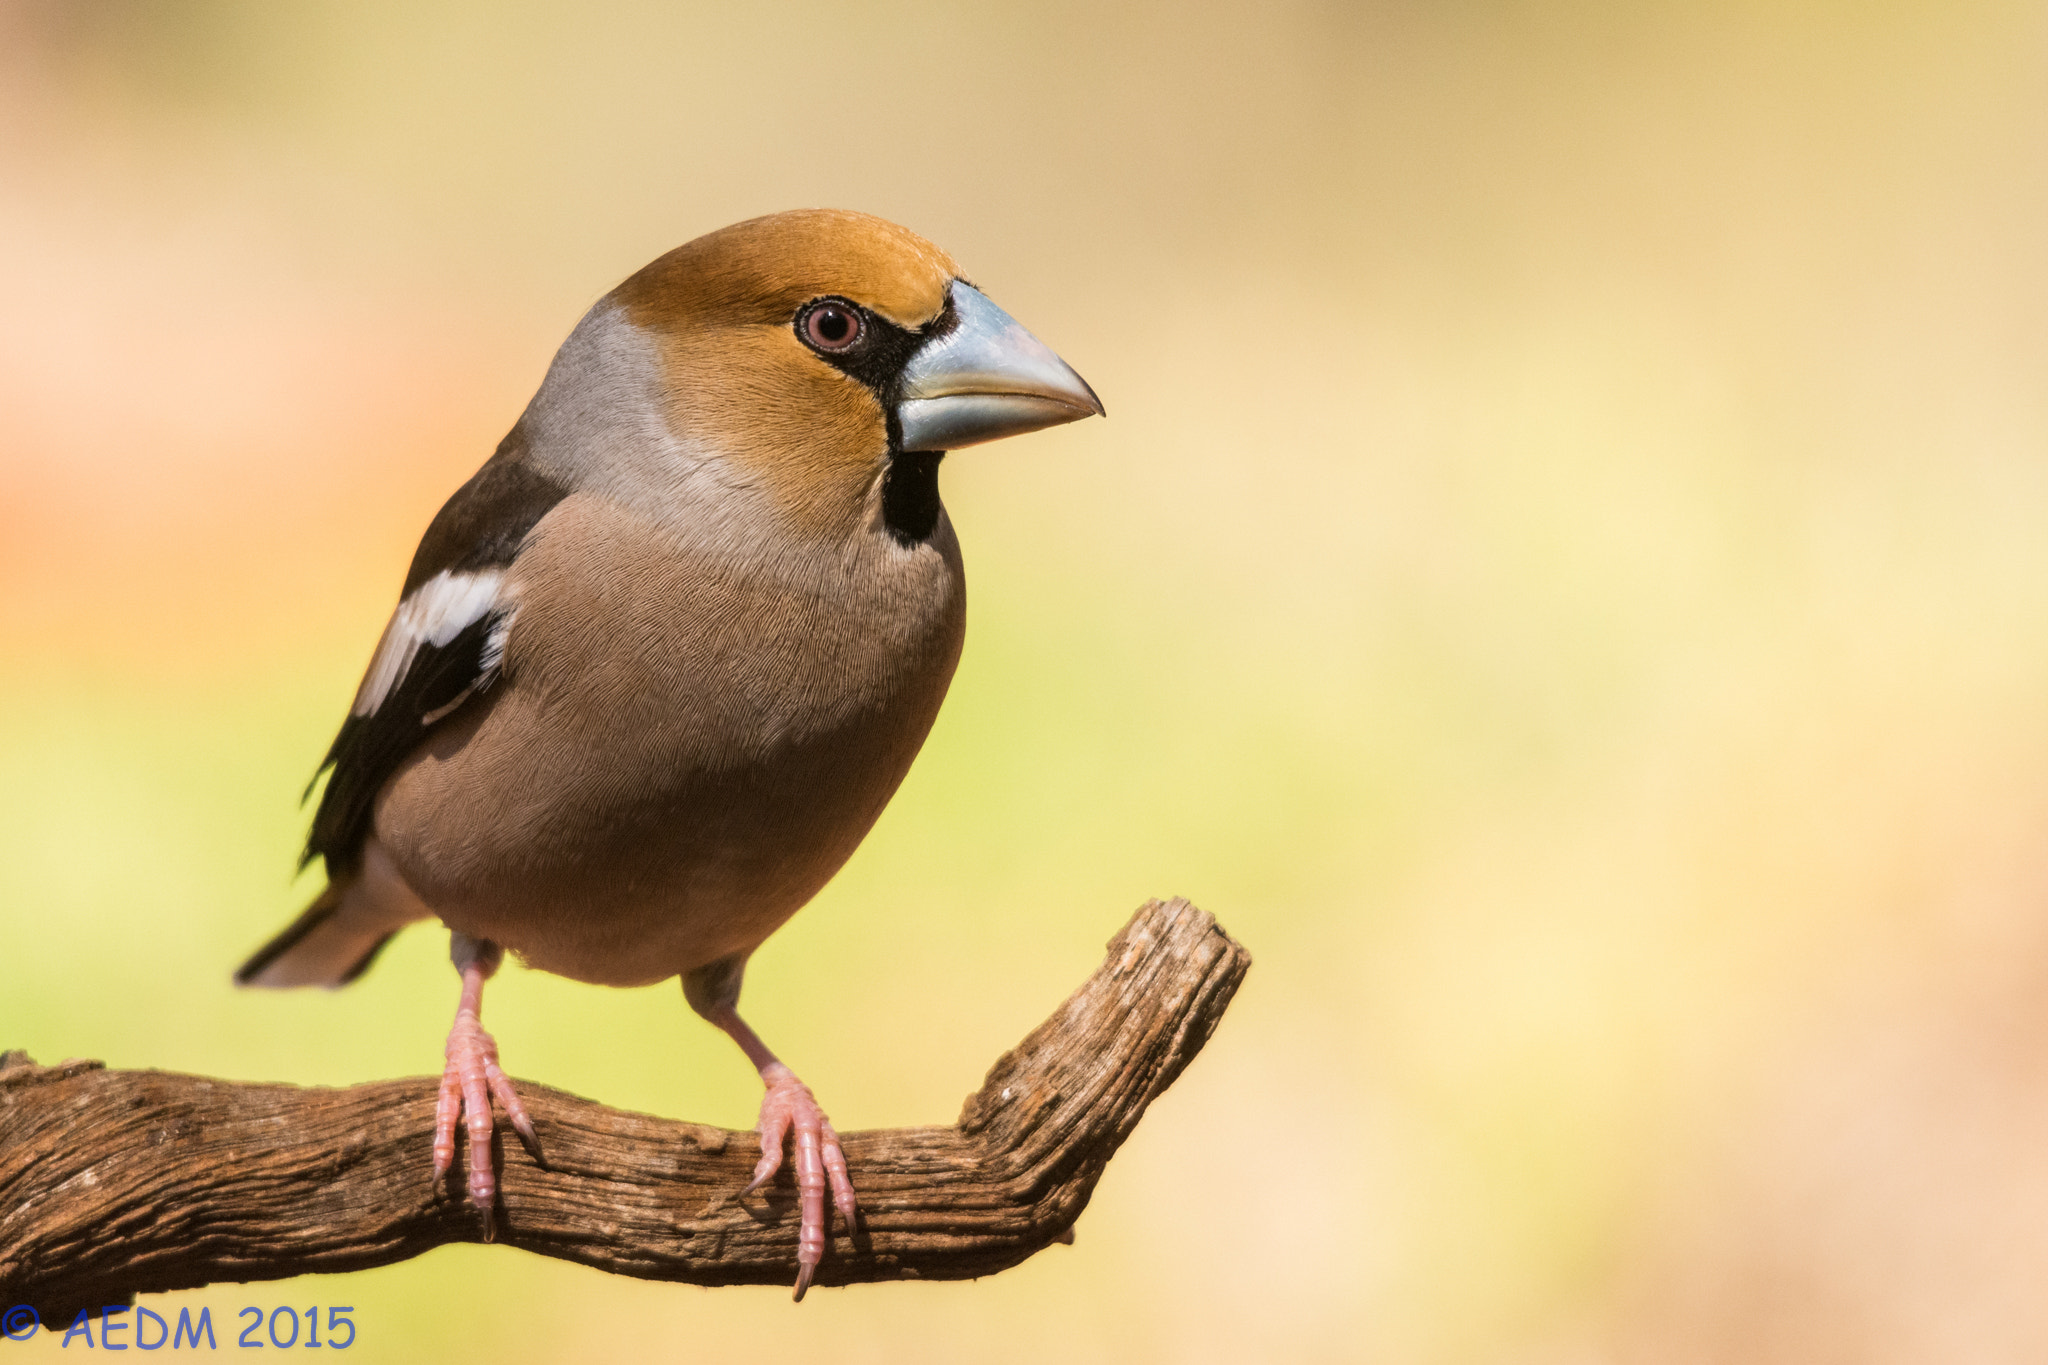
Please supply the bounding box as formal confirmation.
[610,209,1102,542]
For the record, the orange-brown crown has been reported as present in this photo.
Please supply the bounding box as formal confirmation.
[613,209,958,334]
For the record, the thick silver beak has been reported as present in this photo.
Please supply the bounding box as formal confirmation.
[896,283,1104,452]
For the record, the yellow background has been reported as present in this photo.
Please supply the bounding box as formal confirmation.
[6,2,2048,1360]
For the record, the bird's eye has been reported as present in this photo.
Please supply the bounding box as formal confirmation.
[801,301,863,353]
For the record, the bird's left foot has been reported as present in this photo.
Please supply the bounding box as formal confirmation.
[746,1062,857,1300]
[433,1008,536,1241]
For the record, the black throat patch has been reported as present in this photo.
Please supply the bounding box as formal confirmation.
[881,450,945,545]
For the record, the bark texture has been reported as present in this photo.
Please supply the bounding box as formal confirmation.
[0,898,1248,1322]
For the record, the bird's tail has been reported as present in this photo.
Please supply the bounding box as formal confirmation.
[234,881,396,988]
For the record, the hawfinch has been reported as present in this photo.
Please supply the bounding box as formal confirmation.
[235,209,1102,1298]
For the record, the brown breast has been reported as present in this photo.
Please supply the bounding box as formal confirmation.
[372,489,966,986]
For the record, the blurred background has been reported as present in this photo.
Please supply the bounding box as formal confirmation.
[5,1,2048,1360]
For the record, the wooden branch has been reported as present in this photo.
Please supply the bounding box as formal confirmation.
[0,898,1248,1322]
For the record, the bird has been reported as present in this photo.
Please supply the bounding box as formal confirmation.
[233,209,1102,1299]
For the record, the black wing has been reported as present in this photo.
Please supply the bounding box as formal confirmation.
[304,422,568,876]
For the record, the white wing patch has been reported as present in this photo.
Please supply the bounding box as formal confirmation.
[351,569,507,718]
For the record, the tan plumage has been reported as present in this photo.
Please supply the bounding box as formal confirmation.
[384,483,963,985]
[234,209,1102,1297]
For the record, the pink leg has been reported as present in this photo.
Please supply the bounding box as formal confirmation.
[431,933,536,1241]
[703,1004,858,1301]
